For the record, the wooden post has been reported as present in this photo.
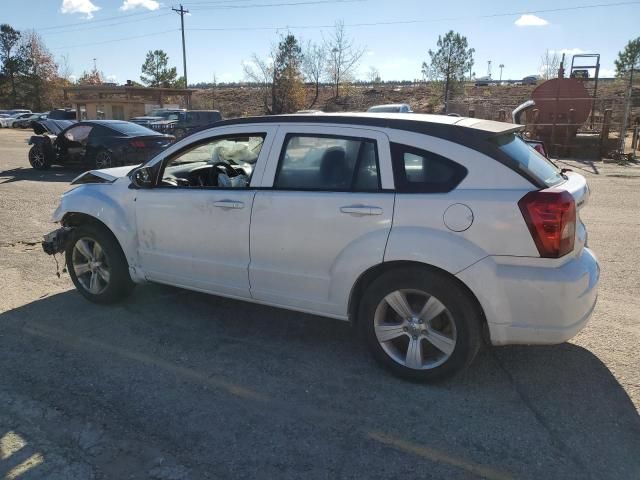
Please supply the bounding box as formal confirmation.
[599,109,612,160]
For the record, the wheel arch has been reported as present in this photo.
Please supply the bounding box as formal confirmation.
[347,260,489,342]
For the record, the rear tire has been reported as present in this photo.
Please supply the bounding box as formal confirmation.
[359,267,481,381]
[93,149,113,169]
[28,145,49,170]
[66,223,135,304]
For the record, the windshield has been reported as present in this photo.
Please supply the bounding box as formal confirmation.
[108,121,162,136]
[148,110,180,118]
[494,134,564,187]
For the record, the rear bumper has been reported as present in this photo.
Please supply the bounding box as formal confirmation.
[456,248,600,346]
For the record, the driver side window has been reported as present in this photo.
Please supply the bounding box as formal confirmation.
[161,134,265,188]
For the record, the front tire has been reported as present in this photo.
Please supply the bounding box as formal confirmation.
[66,223,135,304]
[359,267,481,381]
[28,145,49,170]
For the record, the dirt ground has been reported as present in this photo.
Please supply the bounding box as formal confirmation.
[0,127,639,479]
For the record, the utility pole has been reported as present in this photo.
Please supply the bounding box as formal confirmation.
[172,4,189,104]
[487,60,492,79]
[499,64,504,82]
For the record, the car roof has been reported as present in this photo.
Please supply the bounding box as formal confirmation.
[211,112,523,138]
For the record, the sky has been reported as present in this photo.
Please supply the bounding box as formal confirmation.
[3,0,639,85]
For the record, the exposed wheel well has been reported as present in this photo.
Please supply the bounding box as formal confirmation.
[62,212,108,229]
[347,260,489,342]
[61,212,126,256]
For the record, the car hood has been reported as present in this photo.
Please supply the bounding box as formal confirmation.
[71,165,139,185]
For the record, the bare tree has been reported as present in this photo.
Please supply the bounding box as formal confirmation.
[367,66,381,85]
[57,53,73,81]
[243,52,275,114]
[324,20,365,97]
[302,40,326,108]
[539,50,561,80]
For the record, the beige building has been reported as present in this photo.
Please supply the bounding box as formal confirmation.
[63,84,194,120]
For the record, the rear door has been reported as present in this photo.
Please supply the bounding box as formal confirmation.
[249,125,394,318]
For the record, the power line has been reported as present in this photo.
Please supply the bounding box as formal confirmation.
[187,0,640,31]
[48,0,640,49]
[40,13,173,36]
[49,30,180,50]
[187,0,364,8]
[34,8,171,32]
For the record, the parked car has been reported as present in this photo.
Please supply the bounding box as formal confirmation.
[6,109,32,116]
[129,108,185,127]
[571,69,590,79]
[1,112,33,128]
[367,104,413,113]
[14,113,47,129]
[41,113,599,381]
[27,120,173,170]
[474,76,493,86]
[522,75,540,85]
[149,110,223,139]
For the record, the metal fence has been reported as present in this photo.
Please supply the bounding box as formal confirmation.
[448,94,638,160]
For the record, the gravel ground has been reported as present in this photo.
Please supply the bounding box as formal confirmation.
[1,128,639,479]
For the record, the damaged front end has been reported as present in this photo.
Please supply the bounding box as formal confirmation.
[42,227,72,256]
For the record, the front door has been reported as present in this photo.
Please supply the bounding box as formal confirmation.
[135,126,276,298]
[249,126,395,317]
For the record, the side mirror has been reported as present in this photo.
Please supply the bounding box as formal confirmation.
[130,167,154,189]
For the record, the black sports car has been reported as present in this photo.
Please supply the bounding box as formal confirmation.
[28,120,174,170]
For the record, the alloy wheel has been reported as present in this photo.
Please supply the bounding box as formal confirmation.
[373,289,457,370]
[95,151,112,169]
[29,148,45,168]
[71,237,111,295]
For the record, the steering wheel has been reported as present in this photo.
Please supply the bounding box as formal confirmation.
[208,161,238,186]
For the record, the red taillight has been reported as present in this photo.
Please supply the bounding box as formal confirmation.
[130,140,146,148]
[518,190,576,258]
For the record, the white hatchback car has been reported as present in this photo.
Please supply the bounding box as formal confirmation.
[43,113,599,380]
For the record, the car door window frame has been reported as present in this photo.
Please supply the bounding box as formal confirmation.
[260,125,394,190]
[150,128,275,190]
[272,132,382,192]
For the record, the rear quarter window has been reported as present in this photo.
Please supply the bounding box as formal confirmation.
[493,134,564,187]
[391,143,468,193]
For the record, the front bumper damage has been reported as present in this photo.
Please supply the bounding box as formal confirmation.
[42,227,72,255]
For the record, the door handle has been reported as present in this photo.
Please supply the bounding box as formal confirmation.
[340,205,383,216]
[213,200,244,209]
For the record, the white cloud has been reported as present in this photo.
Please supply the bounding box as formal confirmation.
[69,75,77,83]
[599,68,616,77]
[106,74,117,83]
[514,14,549,27]
[120,0,160,11]
[60,0,101,19]
[366,50,375,57]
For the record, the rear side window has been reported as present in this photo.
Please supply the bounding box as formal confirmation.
[391,143,467,193]
[274,135,380,191]
[493,134,564,187]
